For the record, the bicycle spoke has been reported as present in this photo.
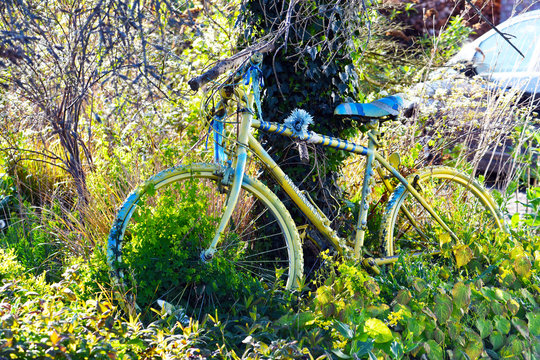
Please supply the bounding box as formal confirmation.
[238,217,278,239]
[108,166,297,322]
[383,167,503,259]
[243,245,289,259]
[216,231,285,252]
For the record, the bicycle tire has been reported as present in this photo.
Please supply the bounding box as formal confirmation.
[107,163,303,320]
[381,166,505,257]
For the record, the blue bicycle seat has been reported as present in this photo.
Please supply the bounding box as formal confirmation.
[334,94,405,118]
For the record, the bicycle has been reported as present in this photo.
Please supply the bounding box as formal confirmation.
[107,52,505,320]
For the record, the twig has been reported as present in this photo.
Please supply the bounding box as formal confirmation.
[463,0,524,58]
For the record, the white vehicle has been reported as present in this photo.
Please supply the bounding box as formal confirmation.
[450,9,540,97]
[410,10,540,181]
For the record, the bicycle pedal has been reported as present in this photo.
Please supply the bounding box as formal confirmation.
[411,174,422,191]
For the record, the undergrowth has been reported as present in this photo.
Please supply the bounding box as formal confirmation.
[0,1,539,359]
[2,213,538,359]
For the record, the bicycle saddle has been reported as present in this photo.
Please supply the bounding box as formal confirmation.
[334,94,405,118]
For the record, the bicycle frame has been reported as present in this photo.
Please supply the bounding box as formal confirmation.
[201,105,496,266]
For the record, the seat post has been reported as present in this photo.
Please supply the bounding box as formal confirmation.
[365,121,381,149]
[354,123,380,258]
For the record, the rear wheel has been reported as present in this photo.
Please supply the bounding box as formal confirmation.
[381,166,504,257]
[107,163,302,321]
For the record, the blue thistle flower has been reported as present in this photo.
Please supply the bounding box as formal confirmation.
[284,108,314,139]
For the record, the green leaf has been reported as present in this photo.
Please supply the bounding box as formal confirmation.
[454,245,474,268]
[316,286,333,305]
[390,341,404,360]
[506,299,520,316]
[494,288,510,301]
[434,293,453,323]
[447,321,460,340]
[506,181,518,196]
[513,256,532,278]
[412,278,427,294]
[485,349,501,360]
[520,289,538,307]
[433,328,445,344]
[510,213,520,228]
[331,349,352,359]
[407,317,425,337]
[465,334,484,360]
[489,331,505,351]
[366,304,390,318]
[364,318,393,343]
[494,316,511,335]
[452,282,471,311]
[394,289,412,306]
[511,318,529,338]
[491,300,505,316]
[481,287,498,301]
[424,339,443,360]
[335,320,354,339]
[475,318,493,339]
[526,312,540,337]
[439,233,451,247]
[354,340,374,357]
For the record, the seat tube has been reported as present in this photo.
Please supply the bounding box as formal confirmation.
[202,111,252,260]
[354,134,376,259]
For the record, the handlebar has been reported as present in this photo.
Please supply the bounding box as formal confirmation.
[188,43,274,92]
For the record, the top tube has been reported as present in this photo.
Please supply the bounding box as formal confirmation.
[251,119,369,156]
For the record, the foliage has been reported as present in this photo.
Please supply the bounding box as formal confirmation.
[0,0,235,277]
[520,186,540,227]
[235,0,421,223]
[0,248,206,359]
[122,180,263,319]
[0,0,231,203]
[0,1,538,359]
[376,230,540,359]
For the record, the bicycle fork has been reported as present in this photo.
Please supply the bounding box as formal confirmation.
[201,111,252,262]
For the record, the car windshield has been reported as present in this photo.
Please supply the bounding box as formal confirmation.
[473,18,540,74]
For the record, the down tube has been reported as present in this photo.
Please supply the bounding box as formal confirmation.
[247,134,345,254]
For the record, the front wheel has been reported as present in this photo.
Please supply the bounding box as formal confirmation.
[381,166,505,257]
[107,163,303,320]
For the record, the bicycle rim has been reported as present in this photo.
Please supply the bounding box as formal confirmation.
[381,166,504,257]
[108,164,302,321]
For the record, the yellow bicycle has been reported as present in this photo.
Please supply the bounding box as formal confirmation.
[107,53,505,319]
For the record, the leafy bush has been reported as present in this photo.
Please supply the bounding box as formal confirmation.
[0,248,206,359]
[122,180,264,319]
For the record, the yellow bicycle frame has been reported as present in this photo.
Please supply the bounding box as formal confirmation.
[202,99,501,265]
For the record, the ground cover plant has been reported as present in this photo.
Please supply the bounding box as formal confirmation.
[0,0,539,359]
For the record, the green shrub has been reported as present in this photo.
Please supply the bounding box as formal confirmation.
[1,216,62,279]
[122,180,264,319]
[0,248,26,281]
[0,253,206,359]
